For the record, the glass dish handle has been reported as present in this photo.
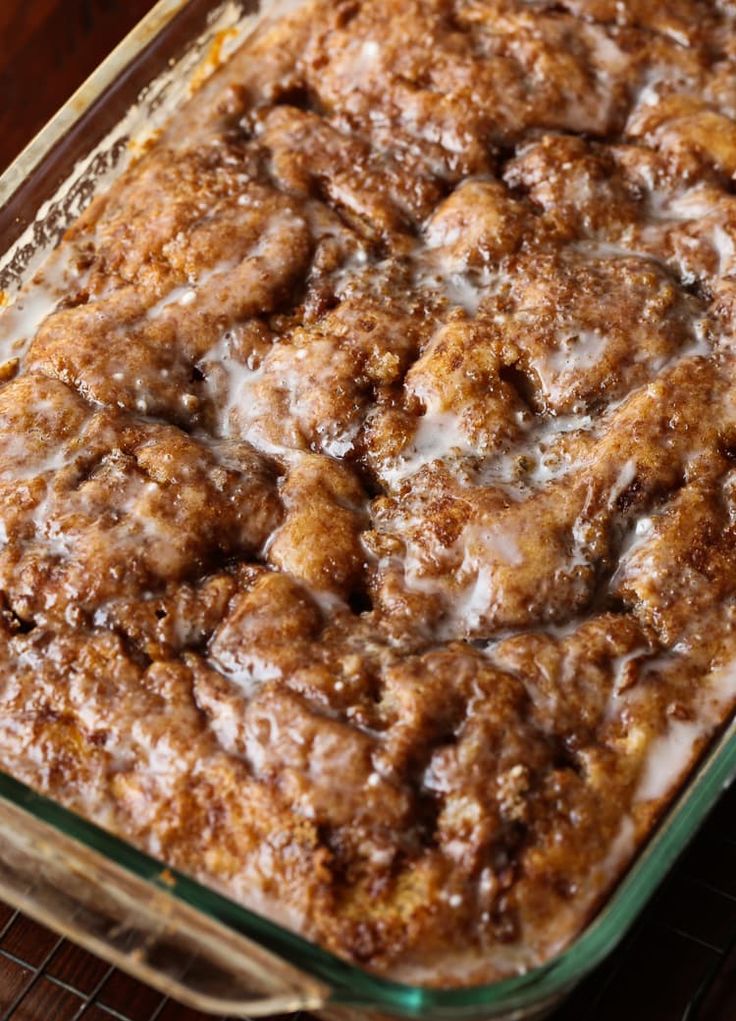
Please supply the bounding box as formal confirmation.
[0,793,330,1017]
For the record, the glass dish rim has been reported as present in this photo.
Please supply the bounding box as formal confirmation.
[0,722,733,1013]
[1,0,736,1012]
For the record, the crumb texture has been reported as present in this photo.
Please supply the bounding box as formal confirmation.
[2,0,736,986]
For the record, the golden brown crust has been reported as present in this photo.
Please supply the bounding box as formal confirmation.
[2,0,736,986]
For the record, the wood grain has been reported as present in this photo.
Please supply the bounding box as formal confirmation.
[0,0,157,172]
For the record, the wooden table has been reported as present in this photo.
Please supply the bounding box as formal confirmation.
[0,2,734,1019]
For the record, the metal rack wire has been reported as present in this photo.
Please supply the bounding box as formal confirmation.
[0,906,220,1021]
[0,784,734,1020]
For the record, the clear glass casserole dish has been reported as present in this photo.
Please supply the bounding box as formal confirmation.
[0,1,735,1017]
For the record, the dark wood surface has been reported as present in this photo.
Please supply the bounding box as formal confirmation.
[0,2,734,1019]
[0,0,158,173]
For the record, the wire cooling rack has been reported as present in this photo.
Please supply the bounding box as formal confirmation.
[0,784,734,1021]
[0,903,227,1021]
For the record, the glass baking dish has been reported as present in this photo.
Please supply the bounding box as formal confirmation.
[1,1,735,1017]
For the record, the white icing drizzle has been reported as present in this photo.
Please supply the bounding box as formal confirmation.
[210,649,282,697]
[607,458,638,508]
[0,442,71,483]
[0,0,733,987]
[712,225,736,276]
[382,410,478,487]
[413,254,498,315]
[636,656,736,803]
[146,255,242,320]
[532,329,608,404]
[0,246,81,374]
[203,332,284,453]
[146,285,198,319]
